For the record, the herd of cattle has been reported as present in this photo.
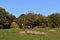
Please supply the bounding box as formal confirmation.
[19,23,45,29]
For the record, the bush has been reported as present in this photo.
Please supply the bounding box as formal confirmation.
[10,22,19,28]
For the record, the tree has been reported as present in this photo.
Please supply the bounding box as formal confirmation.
[17,11,47,28]
[47,13,60,28]
[17,12,35,28]
[34,14,47,27]
[0,7,16,29]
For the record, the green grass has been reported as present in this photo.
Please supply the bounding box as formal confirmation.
[0,28,60,40]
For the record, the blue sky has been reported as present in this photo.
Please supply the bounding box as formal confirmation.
[0,0,60,17]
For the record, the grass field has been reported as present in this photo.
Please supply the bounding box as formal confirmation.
[0,28,60,40]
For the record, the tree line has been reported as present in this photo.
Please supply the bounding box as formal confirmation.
[0,7,60,29]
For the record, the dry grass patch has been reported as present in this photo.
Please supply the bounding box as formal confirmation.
[19,30,47,35]
[48,29,56,32]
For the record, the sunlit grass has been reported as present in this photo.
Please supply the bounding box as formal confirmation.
[0,28,60,40]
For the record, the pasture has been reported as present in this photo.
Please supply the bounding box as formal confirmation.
[0,28,60,40]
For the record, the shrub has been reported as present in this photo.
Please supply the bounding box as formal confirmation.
[10,22,19,28]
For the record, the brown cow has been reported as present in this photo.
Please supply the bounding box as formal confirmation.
[38,25,45,28]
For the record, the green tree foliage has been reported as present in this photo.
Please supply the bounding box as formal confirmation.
[1,7,60,29]
[47,13,60,28]
[17,12,35,28]
[0,7,16,29]
[34,14,47,27]
[17,11,47,28]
